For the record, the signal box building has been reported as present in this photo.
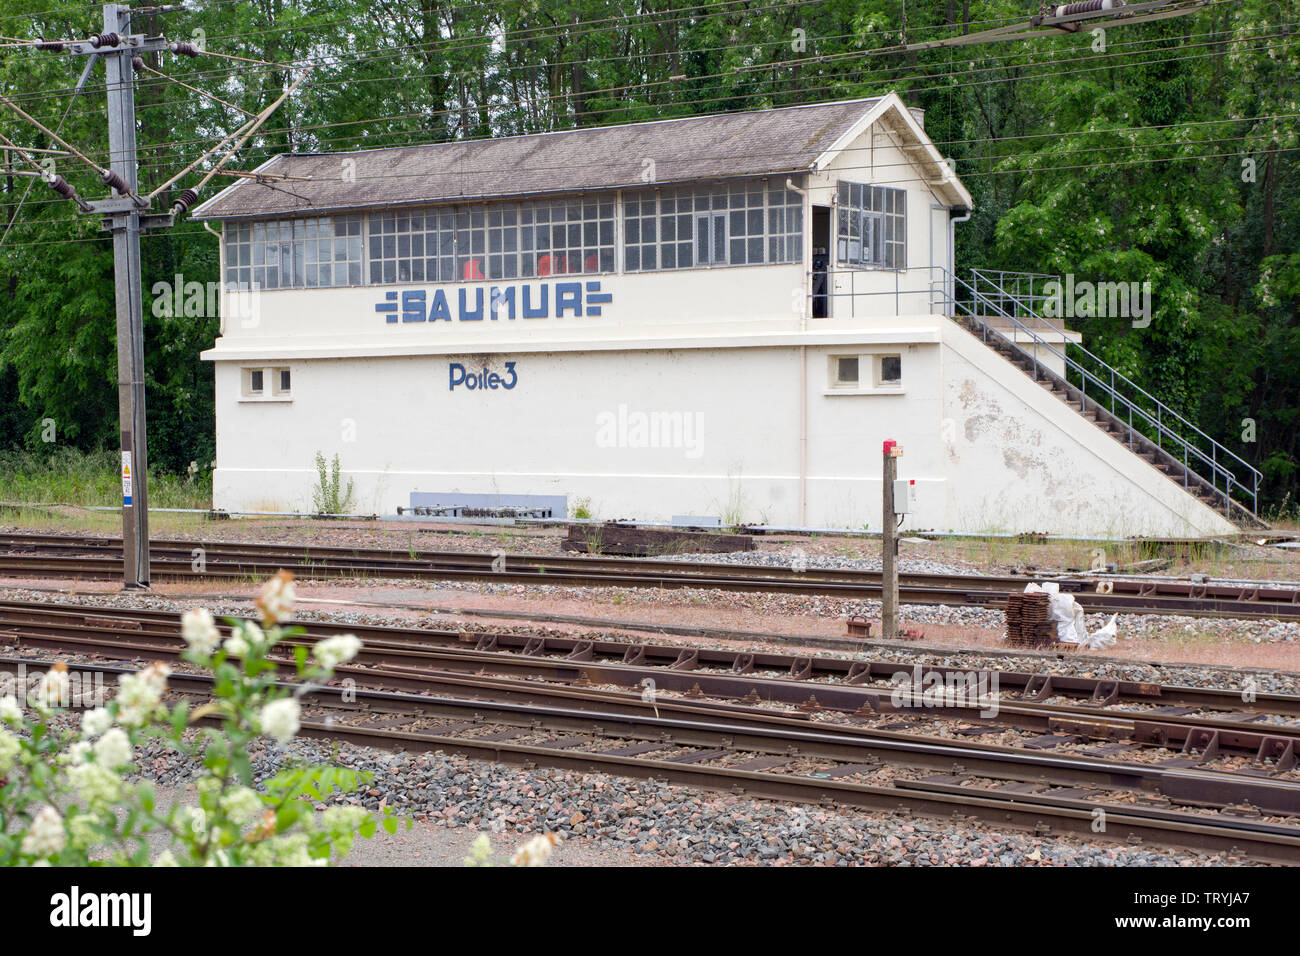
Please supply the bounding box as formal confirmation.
[195,93,1253,536]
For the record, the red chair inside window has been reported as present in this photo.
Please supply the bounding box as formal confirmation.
[462,258,484,281]
[583,254,599,273]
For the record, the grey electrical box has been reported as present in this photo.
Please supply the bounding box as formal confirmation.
[893,479,912,514]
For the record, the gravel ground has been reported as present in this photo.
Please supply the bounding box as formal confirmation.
[131,734,1257,867]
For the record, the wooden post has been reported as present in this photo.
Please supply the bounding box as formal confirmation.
[882,440,900,640]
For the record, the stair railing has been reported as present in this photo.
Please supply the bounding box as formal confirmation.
[934,269,1260,520]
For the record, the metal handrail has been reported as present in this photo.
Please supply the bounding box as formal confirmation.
[947,270,1259,518]
[803,264,1260,518]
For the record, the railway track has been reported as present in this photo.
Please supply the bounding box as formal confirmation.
[4,650,1298,862]
[1,531,1298,620]
[4,598,1300,859]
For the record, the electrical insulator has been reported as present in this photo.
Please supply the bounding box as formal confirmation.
[171,187,199,215]
[101,168,129,194]
[169,41,200,57]
[90,32,120,48]
[36,40,65,52]
[132,56,144,71]
[47,176,76,200]
[1055,0,1120,14]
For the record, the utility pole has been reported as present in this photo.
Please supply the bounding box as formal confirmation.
[7,4,299,588]
[881,440,901,640]
[69,5,172,588]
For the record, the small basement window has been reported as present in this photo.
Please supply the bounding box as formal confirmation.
[832,356,860,388]
[241,366,292,401]
[877,354,902,387]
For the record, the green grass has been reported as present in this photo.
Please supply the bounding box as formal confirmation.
[0,448,211,510]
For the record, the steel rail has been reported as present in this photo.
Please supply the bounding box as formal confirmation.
[7,529,1300,604]
[3,653,1295,862]
[2,598,1297,719]
[0,533,1296,620]
[11,615,1300,770]
[7,616,1300,815]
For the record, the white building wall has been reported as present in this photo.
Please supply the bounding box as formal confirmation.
[203,105,1238,536]
[209,318,1235,536]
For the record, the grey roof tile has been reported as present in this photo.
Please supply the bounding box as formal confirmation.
[194,98,881,220]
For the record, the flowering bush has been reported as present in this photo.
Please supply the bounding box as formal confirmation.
[0,571,398,866]
[463,831,562,867]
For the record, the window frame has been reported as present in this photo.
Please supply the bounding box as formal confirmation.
[824,352,905,396]
[836,181,906,271]
[224,178,803,291]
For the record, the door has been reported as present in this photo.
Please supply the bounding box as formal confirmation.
[812,205,830,317]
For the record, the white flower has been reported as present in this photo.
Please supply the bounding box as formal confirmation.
[67,762,121,810]
[511,832,561,867]
[34,664,70,711]
[0,728,20,775]
[259,698,300,744]
[67,814,99,850]
[65,740,92,765]
[321,806,369,831]
[181,607,221,656]
[313,634,361,669]
[220,787,264,826]
[153,850,179,867]
[81,707,113,738]
[115,662,171,726]
[248,832,325,867]
[224,631,250,658]
[0,694,21,723]
[225,621,263,658]
[256,571,296,624]
[21,806,66,857]
[464,832,494,867]
[93,728,132,769]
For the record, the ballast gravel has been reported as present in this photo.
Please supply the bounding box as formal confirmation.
[131,734,1254,867]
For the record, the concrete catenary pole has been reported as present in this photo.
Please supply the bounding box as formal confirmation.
[105,4,150,588]
[66,3,170,587]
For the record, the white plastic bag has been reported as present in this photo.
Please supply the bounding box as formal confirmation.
[1023,584,1119,648]
[1079,613,1119,650]
[1024,582,1088,644]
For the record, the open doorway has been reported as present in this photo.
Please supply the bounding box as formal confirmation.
[812,205,831,318]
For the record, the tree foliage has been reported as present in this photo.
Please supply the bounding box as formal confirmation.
[0,0,1294,508]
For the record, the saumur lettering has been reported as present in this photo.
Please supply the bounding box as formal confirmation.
[450,361,518,391]
[376,280,611,324]
[49,886,151,936]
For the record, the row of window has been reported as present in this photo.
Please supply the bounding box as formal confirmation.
[831,353,902,390]
[224,216,363,291]
[367,199,617,285]
[222,179,907,290]
[622,183,803,272]
[837,182,907,270]
[241,366,292,400]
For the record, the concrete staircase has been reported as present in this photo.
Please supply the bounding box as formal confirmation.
[947,271,1264,530]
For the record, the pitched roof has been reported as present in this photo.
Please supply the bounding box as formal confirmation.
[193,98,886,220]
